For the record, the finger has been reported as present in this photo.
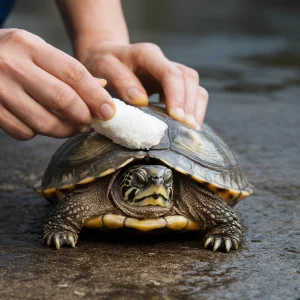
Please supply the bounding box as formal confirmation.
[32,43,115,120]
[94,55,148,106]
[2,86,79,138]
[0,105,36,141]
[27,76,107,124]
[174,63,199,128]
[18,64,92,125]
[195,86,209,130]
[132,43,185,121]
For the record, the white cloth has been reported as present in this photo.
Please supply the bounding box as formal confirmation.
[91,99,168,150]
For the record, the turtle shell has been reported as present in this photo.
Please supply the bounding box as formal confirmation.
[34,106,253,205]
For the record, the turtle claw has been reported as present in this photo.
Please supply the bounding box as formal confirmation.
[232,239,239,250]
[213,238,222,252]
[204,237,213,249]
[203,232,241,253]
[42,230,78,249]
[47,236,52,247]
[67,236,76,248]
[54,237,60,249]
[225,239,232,253]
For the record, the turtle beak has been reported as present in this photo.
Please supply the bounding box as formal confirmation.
[131,185,170,207]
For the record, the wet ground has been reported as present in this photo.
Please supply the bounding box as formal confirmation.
[1,1,300,300]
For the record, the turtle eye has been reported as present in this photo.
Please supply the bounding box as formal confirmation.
[135,169,148,185]
[164,169,173,183]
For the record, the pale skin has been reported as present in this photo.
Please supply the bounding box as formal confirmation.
[0,0,208,141]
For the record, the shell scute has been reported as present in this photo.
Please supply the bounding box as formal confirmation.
[36,106,253,204]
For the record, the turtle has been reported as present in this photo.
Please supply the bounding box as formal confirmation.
[34,105,253,252]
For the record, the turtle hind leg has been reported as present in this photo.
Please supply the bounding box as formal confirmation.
[176,174,242,252]
[42,179,112,249]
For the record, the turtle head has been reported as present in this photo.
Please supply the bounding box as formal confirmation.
[121,165,173,207]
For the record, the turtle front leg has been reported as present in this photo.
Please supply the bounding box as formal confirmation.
[43,198,81,249]
[43,180,110,249]
[43,189,99,249]
[177,175,242,252]
[201,202,242,252]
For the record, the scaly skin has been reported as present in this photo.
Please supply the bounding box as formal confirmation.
[42,176,114,249]
[174,173,242,252]
[43,169,242,252]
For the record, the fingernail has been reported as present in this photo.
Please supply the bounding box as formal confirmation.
[127,87,148,105]
[96,78,107,87]
[196,124,201,131]
[169,108,185,121]
[185,114,197,128]
[99,103,115,120]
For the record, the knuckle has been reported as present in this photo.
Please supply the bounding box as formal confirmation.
[134,43,162,55]
[4,29,31,45]
[36,119,57,136]
[88,87,108,109]
[164,65,182,79]
[185,67,199,81]
[113,72,132,86]
[0,55,24,77]
[55,87,75,110]
[0,56,11,71]
[97,54,115,70]
[65,60,86,83]
[199,86,209,101]
[0,30,45,55]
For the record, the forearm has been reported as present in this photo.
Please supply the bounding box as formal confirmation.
[56,0,129,58]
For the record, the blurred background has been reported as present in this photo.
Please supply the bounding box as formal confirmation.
[5,0,300,45]
[4,0,300,99]
[1,0,300,97]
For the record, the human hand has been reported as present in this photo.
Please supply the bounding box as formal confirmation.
[77,42,208,129]
[0,29,116,141]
